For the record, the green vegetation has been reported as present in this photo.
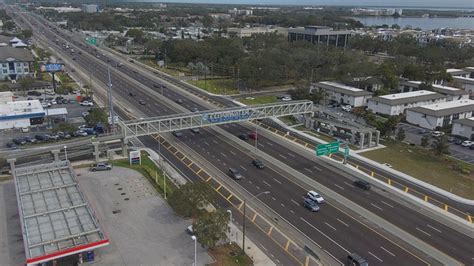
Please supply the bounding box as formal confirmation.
[209,243,253,266]
[239,95,278,105]
[188,79,238,95]
[53,122,75,133]
[113,151,176,197]
[279,115,298,126]
[168,181,216,218]
[361,141,473,199]
[193,209,230,248]
[84,108,109,127]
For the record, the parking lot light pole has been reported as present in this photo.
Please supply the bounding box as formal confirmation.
[242,191,270,255]
[191,235,197,266]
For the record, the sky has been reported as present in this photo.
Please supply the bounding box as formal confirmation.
[155,0,474,9]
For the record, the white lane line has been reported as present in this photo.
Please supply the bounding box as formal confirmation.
[229,150,236,155]
[325,222,337,231]
[300,217,350,254]
[204,141,210,146]
[259,244,268,251]
[263,180,272,187]
[279,154,287,159]
[380,246,396,257]
[288,153,296,158]
[380,200,394,208]
[220,152,227,158]
[281,203,285,207]
[258,143,265,148]
[291,199,300,206]
[336,218,349,227]
[272,178,282,184]
[370,203,383,211]
[416,227,432,237]
[240,166,247,171]
[313,166,322,171]
[248,180,253,184]
[271,197,276,201]
[212,140,218,144]
[334,184,345,190]
[368,251,383,262]
[427,224,442,233]
[343,181,353,187]
[256,186,260,190]
[266,142,273,146]
[304,168,313,173]
[290,210,295,214]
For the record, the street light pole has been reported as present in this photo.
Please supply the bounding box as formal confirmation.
[191,235,197,266]
[254,122,258,157]
[242,191,270,255]
[64,145,67,161]
[227,209,232,244]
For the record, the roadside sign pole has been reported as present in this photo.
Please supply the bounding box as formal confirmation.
[343,143,349,164]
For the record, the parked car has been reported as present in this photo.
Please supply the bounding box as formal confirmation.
[228,168,243,180]
[35,134,49,141]
[6,143,17,149]
[57,131,71,139]
[21,127,29,133]
[303,198,320,212]
[418,128,428,135]
[129,92,136,97]
[23,136,36,143]
[75,130,88,137]
[431,131,445,138]
[461,140,473,147]
[13,138,26,145]
[454,139,463,145]
[306,191,325,204]
[238,134,249,140]
[281,96,292,101]
[80,100,93,106]
[354,180,371,190]
[90,162,112,171]
[84,128,97,135]
[186,225,194,235]
[447,136,455,142]
[342,105,352,112]
[81,111,89,118]
[252,159,265,169]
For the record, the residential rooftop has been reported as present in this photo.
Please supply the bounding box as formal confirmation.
[408,99,474,117]
[313,81,373,97]
[453,116,474,127]
[370,90,446,105]
[0,46,34,62]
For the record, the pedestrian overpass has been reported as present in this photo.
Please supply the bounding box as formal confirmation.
[119,100,313,139]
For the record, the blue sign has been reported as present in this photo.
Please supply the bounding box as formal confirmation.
[43,63,63,72]
[202,110,251,123]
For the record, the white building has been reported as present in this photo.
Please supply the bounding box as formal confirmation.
[398,80,469,101]
[0,100,45,130]
[447,68,470,78]
[227,27,285,38]
[406,99,474,130]
[453,76,474,95]
[82,4,98,13]
[452,117,474,140]
[310,81,372,107]
[367,90,446,116]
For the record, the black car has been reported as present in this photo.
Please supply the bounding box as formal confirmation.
[13,138,26,145]
[175,99,183,104]
[129,92,137,97]
[454,139,463,145]
[252,159,265,169]
[354,180,371,190]
[6,142,17,149]
[139,100,146,105]
[35,134,49,141]
[238,134,249,140]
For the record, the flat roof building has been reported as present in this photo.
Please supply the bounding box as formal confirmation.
[398,80,469,100]
[406,99,474,130]
[368,90,446,116]
[288,26,351,48]
[82,4,98,13]
[453,76,474,95]
[452,117,474,140]
[13,161,109,266]
[0,100,45,129]
[310,81,372,107]
[447,68,470,78]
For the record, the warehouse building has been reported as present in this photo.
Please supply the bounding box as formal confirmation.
[406,99,474,130]
[398,80,469,100]
[367,90,446,116]
[310,81,372,107]
[288,26,351,48]
[452,117,474,140]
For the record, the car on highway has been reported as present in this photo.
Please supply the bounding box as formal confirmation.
[228,168,243,180]
[354,180,371,190]
[80,100,93,106]
[252,159,265,169]
[303,198,320,212]
[238,134,249,140]
[172,131,183,138]
[306,190,324,204]
[90,162,112,171]
[191,107,199,112]
[117,62,123,67]
[139,100,146,105]
[431,131,445,138]
[461,140,473,147]
[175,99,183,104]
[347,253,368,266]
[190,128,200,134]
[129,92,136,97]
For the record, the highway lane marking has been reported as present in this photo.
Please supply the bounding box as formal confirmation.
[380,246,396,257]
[248,180,253,184]
[271,197,276,201]
[380,200,394,208]
[204,141,210,146]
[300,217,350,254]
[278,154,287,159]
[240,166,247,171]
[272,178,282,184]
[290,210,295,214]
[370,203,383,211]
[313,166,322,171]
[281,203,285,207]
[256,185,260,190]
[343,181,353,187]
[368,251,383,262]
[263,181,272,187]
[325,222,337,231]
[416,227,431,237]
[336,218,349,227]
[212,140,218,144]
[265,142,273,146]
[258,143,265,148]
[303,168,313,173]
[220,152,227,158]
[427,224,442,233]
[287,153,295,158]
[229,150,236,155]
[291,199,300,206]
[333,184,345,190]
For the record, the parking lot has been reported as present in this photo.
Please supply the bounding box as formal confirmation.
[75,166,213,265]
[398,123,474,164]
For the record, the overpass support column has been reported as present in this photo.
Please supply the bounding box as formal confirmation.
[51,149,60,162]
[375,130,380,146]
[368,132,373,148]
[122,138,128,157]
[92,142,100,162]
[7,158,16,172]
[359,133,365,149]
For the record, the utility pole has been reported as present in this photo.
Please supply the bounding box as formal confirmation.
[107,67,115,132]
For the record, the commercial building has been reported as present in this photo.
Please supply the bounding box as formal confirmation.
[13,161,109,266]
[452,117,474,140]
[367,90,446,116]
[227,26,285,38]
[0,100,45,129]
[0,91,13,103]
[398,80,469,100]
[310,81,372,107]
[406,99,474,130]
[288,26,351,48]
[0,46,34,81]
[82,4,99,13]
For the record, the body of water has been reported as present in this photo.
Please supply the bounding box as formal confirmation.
[354,16,474,30]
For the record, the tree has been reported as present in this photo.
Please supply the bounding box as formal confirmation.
[396,128,406,141]
[126,28,145,44]
[168,182,216,218]
[54,122,76,133]
[431,136,450,155]
[421,135,429,147]
[21,29,33,39]
[19,77,34,90]
[193,209,230,249]
[85,108,108,126]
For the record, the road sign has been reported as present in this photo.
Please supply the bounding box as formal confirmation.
[86,37,97,45]
[129,150,141,165]
[344,145,350,157]
[42,63,63,72]
[316,141,339,156]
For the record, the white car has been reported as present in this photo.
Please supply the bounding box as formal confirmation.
[51,100,57,105]
[431,131,445,138]
[80,101,93,106]
[281,96,292,101]
[81,111,89,118]
[461,140,473,147]
[21,127,29,133]
[306,190,325,204]
[342,105,352,112]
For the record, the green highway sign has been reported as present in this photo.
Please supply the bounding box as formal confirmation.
[86,37,97,45]
[344,145,350,157]
[316,141,339,156]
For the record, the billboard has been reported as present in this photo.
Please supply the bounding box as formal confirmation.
[41,63,64,73]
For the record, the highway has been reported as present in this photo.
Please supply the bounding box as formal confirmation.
[14,9,474,265]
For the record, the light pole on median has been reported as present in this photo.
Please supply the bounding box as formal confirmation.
[64,145,68,161]
[254,121,258,157]
[227,209,232,244]
[242,191,270,255]
[191,235,197,266]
